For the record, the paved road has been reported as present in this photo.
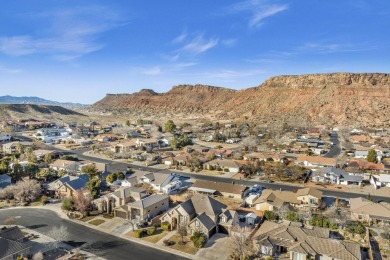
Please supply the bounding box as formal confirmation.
[324,132,341,158]
[0,208,186,260]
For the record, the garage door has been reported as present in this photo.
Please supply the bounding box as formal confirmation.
[218,225,229,235]
[116,210,127,219]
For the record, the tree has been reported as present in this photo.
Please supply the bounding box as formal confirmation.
[117,172,125,180]
[35,168,56,182]
[125,120,130,127]
[73,189,91,214]
[44,153,52,164]
[24,163,39,179]
[81,164,100,178]
[178,223,187,244]
[106,173,118,183]
[0,160,9,175]
[47,225,69,248]
[86,177,101,199]
[57,169,68,177]
[277,204,290,220]
[61,197,74,211]
[10,162,23,182]
[190,231,207,248]
[230,225,254,260]
[164,120,176,133]
[367,149,378,163]
[264,210,277,221]
[13,179,41,203]
[285,211,300,222]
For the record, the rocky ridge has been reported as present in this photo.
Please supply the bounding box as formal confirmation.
[91,73,390,127]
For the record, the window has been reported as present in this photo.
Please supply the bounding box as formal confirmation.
[179,215,186,223]
[221,216,226,222]
[195,220,200,227]
[358,214,363,220]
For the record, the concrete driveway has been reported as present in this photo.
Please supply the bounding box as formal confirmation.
[196,233,232,260]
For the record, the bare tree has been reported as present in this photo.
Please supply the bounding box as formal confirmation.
[298,209,312,224]
[230,225,254,260]
[73,189,91,214]
[178,223,187,244]
[277,204,290,220]
[13,179,41,203]
[47,225,69,248]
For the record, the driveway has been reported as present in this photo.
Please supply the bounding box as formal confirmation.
[196,233,232,260]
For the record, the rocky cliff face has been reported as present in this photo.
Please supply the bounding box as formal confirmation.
[91,73,390,127]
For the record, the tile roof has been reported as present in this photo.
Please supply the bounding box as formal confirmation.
[127,194,169,209]
[0,238,30,259]
[253,190,300,207]
[296,188,323,199]
[190,180,248,195]
[190,194,227,217]
[65,174,89,191]
[190,212,216,231]
[296,155,337,166]
[350,197,390,220]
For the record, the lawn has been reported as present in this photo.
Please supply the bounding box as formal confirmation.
[30,201,43,206]
[169,233,198,255]
[89,219,105,226]
[102,214,114,219]
[140,229,168,244]
[80,216,96,222]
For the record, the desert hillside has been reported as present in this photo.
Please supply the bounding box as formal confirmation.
[92,72,390,127]
[0,104,86,122]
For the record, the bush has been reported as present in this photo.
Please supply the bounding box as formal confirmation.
[345,221,366,235]
[134,229,144,238]
[40,195,48,204]
[223,168,229,172]
[61,197,74,211]
[117,172,125,180]
[208,165,214,171]
[264,210,277,221]
[191,231,207,248]
[147,227,156,236]
[381,231,390,240]
[161,221,171,231]
[83,211,90,217]
[285,211,300,222]
[163,239,174,246]
[106,173,118,183]
[216,166,222,171]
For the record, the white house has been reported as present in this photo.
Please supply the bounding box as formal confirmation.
[0,132,11,142]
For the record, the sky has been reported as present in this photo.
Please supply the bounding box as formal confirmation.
[0,0,389,104]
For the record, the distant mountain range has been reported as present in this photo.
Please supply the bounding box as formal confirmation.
[0,95,88,108]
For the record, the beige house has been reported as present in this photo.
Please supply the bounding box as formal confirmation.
[160,195,227,238]
[94,187,148,214]
[350,197,390,224]
[114,194,169,221]
[111,140,137,153]
[188,180,249,199]
[295,155,337,168]
[296,188,323,209]
[253,221,361,260]
[47,174,89,198]
[204,159,241,173]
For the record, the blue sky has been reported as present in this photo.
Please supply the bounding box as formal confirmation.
[0,0,389,104]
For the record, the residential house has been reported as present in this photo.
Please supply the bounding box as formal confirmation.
[49,159,80,172]
[243,152,284,163]
[0,174,12,189]
[251,188,323,211]
[114,194,169,221]
[46,174,89,198]
[295,155,337,168]
[160,194,227,238]
[218,209,258,235]
[111,140,137,153]
[1,141,32,155]
[208,149,233,159]
[348,159,390,173]
[135,137,159,149]
[204,159,241,173]
[312,167,363,185]
[370,174,390,189]
[141,170,182,194]
[0,132,11,142]
[351,135,374,144]
[350,197,390,224]
[0,226,31,260]
[188,180,249,199]
[94,133,121,142]
[32,149,58,160]
[252,221,362,260]
[94,187,148,214]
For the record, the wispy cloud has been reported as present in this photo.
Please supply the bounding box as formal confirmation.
[172,31,187,44]
[222,38,237,47]
[298,42,375,54]
[201,68,265,80]
[0,64,22,74]
[180,34,219,54]
[228,0,288,28]
[135,62,197,76]
[0,5,125,61]
[140,66,162,75]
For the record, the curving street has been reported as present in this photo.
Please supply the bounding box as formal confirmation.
[0,208,187,260]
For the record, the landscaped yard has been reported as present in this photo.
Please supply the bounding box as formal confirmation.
[80,216,96,222]
[140,229,168,244]
[169,233,198,255]
[89,219,105,226]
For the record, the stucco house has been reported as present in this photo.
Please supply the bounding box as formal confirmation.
[350,197,390,224]
[204,159,241,173]
[295,155,337,168]
[114,194,169,221]
[188,180,249,199]
[161,195,228,238]
[47,174,89,198]
[252,221,362,260]
[312,167,363,186]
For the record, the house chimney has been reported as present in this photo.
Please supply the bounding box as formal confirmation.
[121,188,126,199]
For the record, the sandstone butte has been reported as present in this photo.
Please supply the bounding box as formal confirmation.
[91,72,390,127]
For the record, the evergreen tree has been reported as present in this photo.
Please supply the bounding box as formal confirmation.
[367,149,378,163]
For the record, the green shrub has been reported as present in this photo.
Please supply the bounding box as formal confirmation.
[285,211,300,222]
[61,197,74,211]
[161,221,171,231]
[208,165,214,171]
[381,231,390,240]
[134,229,144,238]
[345,221,365,235]
[83,211,90,217]
[264,210,277,221]
[106,173,118,183]
[223,168,229,172]
[216,166,222,171]
[117,172,125,180]
[147,227,156,236]
[191,231,207,248]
